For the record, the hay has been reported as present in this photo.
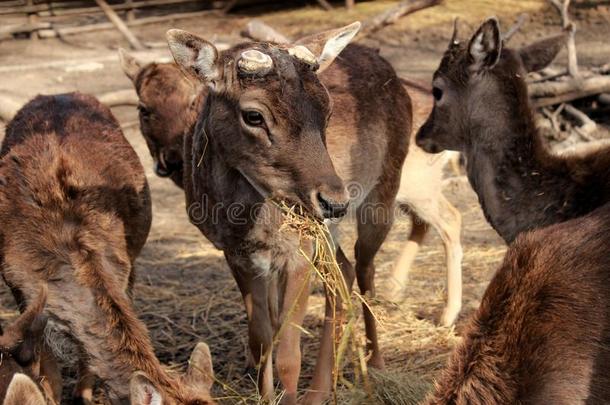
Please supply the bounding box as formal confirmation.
[275,200,371,404]
[338,369,432,405]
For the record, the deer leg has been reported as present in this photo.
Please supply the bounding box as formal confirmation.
[226,254,275,401]
[229,263,259,372]
[355,194,394,369]
[276,263,311,405]
[72,359,95,405]
[432,195,463,327]
[303,245,355,405]
[39,346,62,404]
[388,211,429,301]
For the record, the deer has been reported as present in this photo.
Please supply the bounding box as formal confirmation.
[427,201,610,404]
[0,285,61,405]
[0,92,215,404]
[159,22,414,404]
[119,49,462,327]
[416,17,610,244]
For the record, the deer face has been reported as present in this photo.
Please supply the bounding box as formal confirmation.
[166,23,361,219]
[120,53,202,187]
[130,342,216,405]
[416,18,566,154]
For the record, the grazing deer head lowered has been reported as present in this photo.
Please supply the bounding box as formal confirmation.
[166,24,362,219]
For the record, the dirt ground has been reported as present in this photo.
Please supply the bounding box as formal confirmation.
[0,0,609,403]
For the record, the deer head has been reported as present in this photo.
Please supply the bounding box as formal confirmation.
[166,23,361,219]
[416,18,566,153]
[119,50,201,186]
[130,342,215,405]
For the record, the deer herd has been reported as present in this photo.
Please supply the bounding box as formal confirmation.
[0,14,608,405]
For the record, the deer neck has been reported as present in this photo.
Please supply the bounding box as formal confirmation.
[186,123,267,251]
[465,115,570,243]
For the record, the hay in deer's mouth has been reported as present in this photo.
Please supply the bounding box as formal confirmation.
[274,199,378,404]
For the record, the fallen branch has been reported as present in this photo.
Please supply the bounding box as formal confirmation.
[503,13,528,42]
[242,19,290,44]
[98,89,138,107]
[0,94,23,122]
[531,75,610,107]
[94,0,146,50]
[549,0,578,77]
[564,104,597,140]
[359,0,441,38]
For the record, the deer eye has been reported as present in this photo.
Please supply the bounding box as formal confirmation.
[138,104,151,120]
[242,110,265,127]
[432,87,443,101]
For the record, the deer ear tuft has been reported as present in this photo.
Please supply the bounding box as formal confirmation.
[130,372,163,405]
[4,374,46,405]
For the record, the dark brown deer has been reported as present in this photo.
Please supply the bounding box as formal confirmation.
[164,23,412,403]
[427,201,610,404]
[0,93,215,404]
[0,286,61,404]
[416,18,610,243]
[120,51,462,327]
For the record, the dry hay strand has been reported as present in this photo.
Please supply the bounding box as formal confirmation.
[274,201,375,404]
[337,368,432,405]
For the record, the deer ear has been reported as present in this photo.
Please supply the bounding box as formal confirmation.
[186,342,215,390]
[4,374,46,405]
[468,18,502,71]
[130,372,163,405]
[118,48,143,83]
[518,33,565,72]
[166,29,220,86]
[295,22,360,73]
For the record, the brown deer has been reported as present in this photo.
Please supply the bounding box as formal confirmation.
[416,18,610,244]
[163,23,412,404]
[0,286,61,404]
[0,92,215,404]
[119,51,462,327]
[427,201,610,404]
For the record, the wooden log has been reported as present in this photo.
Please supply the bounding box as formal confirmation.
[531,76,610,107]
[94,0,145,50]
[0,22,51,39]
[0,94,23,123]
[549,0,579,77]
[99,89,138,106]
[529,75,610,98]
[38,9,215,38]
[503,13,528,42]
[316,0,333,11]
[1,0,199,16]
[243,20,290,44]
[359,0,442,38]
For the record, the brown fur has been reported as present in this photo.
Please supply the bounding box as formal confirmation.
[161,26,412,403]
[0,93,214,404]
[428,202,610,404]
[0,286,61,404]
[416,19,610,243]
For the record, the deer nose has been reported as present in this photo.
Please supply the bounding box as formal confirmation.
[416,136,441,154]
[317,191,349,219]
[154,161,171,177]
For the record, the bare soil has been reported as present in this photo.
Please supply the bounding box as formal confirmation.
[0,1,609,403]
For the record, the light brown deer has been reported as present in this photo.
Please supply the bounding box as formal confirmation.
[427,201,610,404]
[162,23,413,404]
[119,51,462,328]
[0,93,215,404]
